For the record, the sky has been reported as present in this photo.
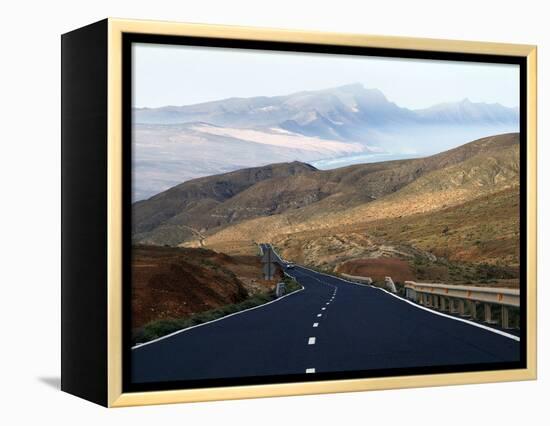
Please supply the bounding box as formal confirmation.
[132,42,520,110]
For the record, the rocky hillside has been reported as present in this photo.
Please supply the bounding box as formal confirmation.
[133,161,317,245]
[134,133,519,251]
[132,133,520,285]
[273,186,520,280]
[131,245,281,328]
[201,133,520,280]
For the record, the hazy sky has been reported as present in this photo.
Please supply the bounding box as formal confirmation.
[132,43,520,110]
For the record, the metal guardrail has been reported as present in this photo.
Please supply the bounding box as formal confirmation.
[340,273,373,285]
[340,273,399,293]
[404,281,520,328]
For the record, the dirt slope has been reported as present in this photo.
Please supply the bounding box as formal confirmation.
[132,245,280,328]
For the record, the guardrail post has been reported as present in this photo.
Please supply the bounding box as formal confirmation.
[449,298,457,313]
[458,299,466,316]
[275,282,286,298]
[403,282,519,323]
[501,306,510,329]
[384,276,397,293]
[484,303,493,323]
[469,301,477,320]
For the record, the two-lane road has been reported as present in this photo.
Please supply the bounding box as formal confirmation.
[131,248,520,384]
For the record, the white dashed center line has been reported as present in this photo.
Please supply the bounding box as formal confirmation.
[313,322,319,327]
[317,313,322,317]
[306,368,316,374]
[321,307,326,311]
[308,337,316,345]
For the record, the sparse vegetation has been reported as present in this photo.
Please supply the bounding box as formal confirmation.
[133,275,303,346]
[282,275,303,293]
[410,254,518,285]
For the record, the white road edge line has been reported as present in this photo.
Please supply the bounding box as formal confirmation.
[295,264,520,342]
[274,244,520,343]
[308,337,316,345]
[132,283,306,350]
[306,368,316,373]
[372,286,521,342]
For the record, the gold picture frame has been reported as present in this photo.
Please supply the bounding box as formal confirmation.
[61,18,537,407]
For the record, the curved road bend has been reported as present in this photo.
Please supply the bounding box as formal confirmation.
[131,248,520,383]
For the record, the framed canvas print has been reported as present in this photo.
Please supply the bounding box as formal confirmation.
[61,18,537,407]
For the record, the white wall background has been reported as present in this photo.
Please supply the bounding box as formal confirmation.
[0,0,546,423]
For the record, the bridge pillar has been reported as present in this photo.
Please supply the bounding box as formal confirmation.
[423,293,429,306]
[501,306,510,329]
[433,295,439,309]
[469,301,477,320]
[440,297,447,311]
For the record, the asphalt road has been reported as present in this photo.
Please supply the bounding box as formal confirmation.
[131,245,520,383]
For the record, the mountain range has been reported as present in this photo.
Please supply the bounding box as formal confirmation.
[133,84,519,201]
[135,83,518,135]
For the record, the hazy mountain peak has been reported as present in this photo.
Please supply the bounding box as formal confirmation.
[326,83,387,101]
[332,82,366,92]
[415,97,519,126]
[133,84,519,157]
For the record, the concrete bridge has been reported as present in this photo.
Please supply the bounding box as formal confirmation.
[404,281,520,329]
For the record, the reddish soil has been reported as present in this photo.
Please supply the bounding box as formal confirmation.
[336,257,415,284]
[132,245,281,328]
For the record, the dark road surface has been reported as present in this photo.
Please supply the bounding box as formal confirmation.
[131,245,520,383]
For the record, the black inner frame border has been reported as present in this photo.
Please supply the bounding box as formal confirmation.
[122,32,528,394]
